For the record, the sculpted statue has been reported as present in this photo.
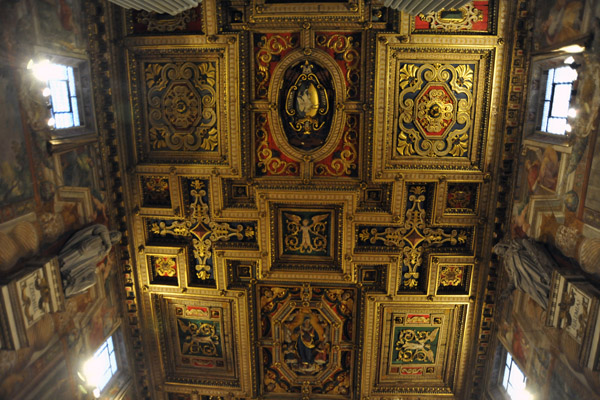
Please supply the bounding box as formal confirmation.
[58,224,121,297]
[493,237,558,310]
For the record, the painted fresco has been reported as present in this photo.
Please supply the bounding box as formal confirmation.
[0,66,34,217]
[511,144,564,239]
[0,1,124,399]
[493,290,599,399]
[534,0,590,49]
[32,0,86,52]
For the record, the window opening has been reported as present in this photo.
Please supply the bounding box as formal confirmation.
[540,66,577,135]
[46,63,81,129]
[85,335,119,393]
[502,352,527,399]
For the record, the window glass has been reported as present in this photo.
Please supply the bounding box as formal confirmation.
[89,336,119,391]
[540,65,577,135]
[502,352,527,399]
[47,63,81,129]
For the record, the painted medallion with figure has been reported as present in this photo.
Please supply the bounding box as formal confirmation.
[280,60,334,152]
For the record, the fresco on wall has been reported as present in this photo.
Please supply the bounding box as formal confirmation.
[32,0,86,52]
[0,66,35,221]
[511,144,565,239]
[0,0,34,61]
[536,0,586,47]
[493,290,599,399]
[0,1,124,399]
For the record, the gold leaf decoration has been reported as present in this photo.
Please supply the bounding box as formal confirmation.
[255,34,299,98]
[396,63,474,158]
[418,5,483,32]
[398,64,420,90]
[315,33,361,99]
[255,114,299,176]
[314,115,358,176]
[358,186,469,289]
[395,328,439,363]
[145,61,219,152]
[453,65,473,91]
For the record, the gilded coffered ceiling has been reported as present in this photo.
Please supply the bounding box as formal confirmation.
[95,0,515,398]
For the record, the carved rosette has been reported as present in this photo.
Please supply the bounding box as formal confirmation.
[374,44,493,174]
[146,62,219,152]
[396,63,474,158]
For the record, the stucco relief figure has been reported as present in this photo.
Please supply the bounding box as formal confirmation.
[493,237,557,310]
[284,213,328,254]
[58,224,121,297]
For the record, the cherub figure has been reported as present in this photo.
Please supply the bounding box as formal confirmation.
[284,213,328,253]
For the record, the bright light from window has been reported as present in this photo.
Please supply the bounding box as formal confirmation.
[83,336,118,393]
[557,44,585,53]
[27,59,82,129]
[563,56,575,65]
[540,66,577,135]
[503,352,531,399]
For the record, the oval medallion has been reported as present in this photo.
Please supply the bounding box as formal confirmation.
[279,60,335,152]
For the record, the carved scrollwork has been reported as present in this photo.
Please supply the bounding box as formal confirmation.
[314,114,358,177]
[394,328,439,363]
[256,114,299,176]
[315,33,360,99]
[136,9,197,32]
[358,186,469,288]
[154,256,177,277]
[145,62,219,152]
[283,212,329,254]
[255,34,299,99]
[149,180,256,281]
[418,5,483,32]
[396,63,474,158]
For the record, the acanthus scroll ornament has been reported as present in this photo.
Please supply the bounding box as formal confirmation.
[145,62,219,152]
[396,63,474,158]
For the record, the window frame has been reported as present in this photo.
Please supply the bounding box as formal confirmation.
[500,351,528,399]
[486,343,530,400]
[83,326,132,398]
[33,49,98,151]
[536,65,577,135]
[523,52,578,145]
[91,335,119,392]
[46,63,83,130]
